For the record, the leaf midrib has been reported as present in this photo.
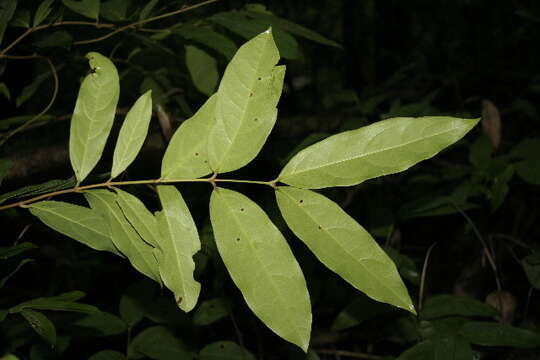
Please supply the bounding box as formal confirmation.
[281,121,468,179]
[279,189,410,309]
[218,190,301,340]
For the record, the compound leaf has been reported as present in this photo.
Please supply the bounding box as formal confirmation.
[29,200,121,256]
[161,94,216,180]
[209,187,311,351]
[111,90,153,179]
[69,52,120,183]
[155,185,201,312]
[279,117,480,189]
[208,29,285,174]
[185,45,218,96]
[21,309,56,346]
[84,190,160,283]
[276,186,415,313]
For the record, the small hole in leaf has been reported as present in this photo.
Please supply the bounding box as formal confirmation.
[204,160,208,163]
[318,226,322,230]
[299,199,304,203]
[220,344,225,349]
[236,238,240,241]
[240,208,244,211]
[258,77,262,80]
[250,92,253,97]
[254,118,258,122]
[195,152,199,156]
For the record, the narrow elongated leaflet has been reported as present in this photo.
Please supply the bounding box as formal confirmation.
[209,187,311,351]
[155,185,201,312]
[111,90,153,179]
[69,52,120,183]
[208,29,285,173]
[185,46,218,96]
[114,188,158,248]
[279,117,480,189]
[276,186,415,313]
[29,200,121,256]
[161,95,216,180]
[84,190,160,283]
[21,309,56,346]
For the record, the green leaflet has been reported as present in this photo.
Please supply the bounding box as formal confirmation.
[174,25,237,60]
[33,0,54,27]
[89,350,126,360]
[460,322,540,348]
[185,46,219,96]
[10,292,97,314]
[62,0,100,20]
[84,190,161,283]
[279,117,480,189]
[29,200,121,256]
[199,341,256,360]
[161,94,216,180]
[111,90,153,179]
[209,187,311,351]
[20,309,56,346]
[0,0,17,44]
[421,294,498,319]
[208,29,285,174]
[275,186,415,313]
[69,52,120,183]
[114,188,158,248]
[155,185,201,312]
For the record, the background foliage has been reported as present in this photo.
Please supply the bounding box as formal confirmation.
[1,0,539,359]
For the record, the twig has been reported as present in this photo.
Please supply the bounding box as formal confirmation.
[315,349,382,359]
[418,242,438,311]
[73,0,221,45]
[0,58,59,146]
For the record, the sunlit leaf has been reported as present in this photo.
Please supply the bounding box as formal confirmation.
[89,350,127,360]
[161,94,216,180]
[111,90,153,179]
[21,309,56,346]
[460,322,540,348]
[84,190,161,283]
[33,0,55,26]
[208,29,285,173]
[276,186,415,313]
[114,188,158,247]
[421,295,498,319]
[175,25,237,59]
[193,297,230,326]
[0,0,17,44]
[29,200,121,256]
[70,52,120,183]
[0,259,33,288]
[62,0,100,20]
[279,117,480,189]
[210,187,311,351]
[155,185,201,312]
[185,45,218,96]
[199,341,256,360]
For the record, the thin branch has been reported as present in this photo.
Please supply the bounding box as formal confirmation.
[315,349,383,359]
[73,0,221,45]
[418,242,438,311]
[0,177,275,211]
[0,58,59,146]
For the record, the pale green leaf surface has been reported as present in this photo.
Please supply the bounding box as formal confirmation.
[199,341,256,360]
[84,190,160,283]
[185,45,218,96]
[111,90,152,179]
[161,94,216,180]
[29,200,121,256]
[0,0,17,44]
[62,0,99,19]
[21,309,56,346]
[208,29,285,173]
[114,188,158,248]
[155,185,201,312]
[33,0,54,26]
[69,52,120,183]
[209,187,311,351]
[279,117,480,189]
[275,187,415,313]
